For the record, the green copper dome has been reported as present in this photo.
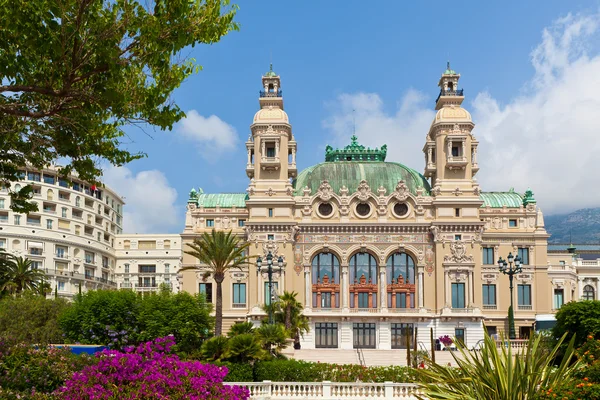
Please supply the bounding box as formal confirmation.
[443,61,457,75]
[264,63,277,77]
[293,161,431,196]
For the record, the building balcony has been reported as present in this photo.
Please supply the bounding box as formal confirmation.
[517,305,533,311]
[54,253,69,260]
[436,89,464,103]
[260,157,280,171]
[259,90,282,98]
[446,156,468,170]
[232,303,247,309]
[441,307,483,317]
[482,305,497,310]
[348,308,380,314]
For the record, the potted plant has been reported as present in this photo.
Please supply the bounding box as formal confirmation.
[439,335,453,350]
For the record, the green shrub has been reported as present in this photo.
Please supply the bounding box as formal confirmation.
[553,301,600,348]
[0,293,70,345]
[216,362,255,382]
[0,339,95,397]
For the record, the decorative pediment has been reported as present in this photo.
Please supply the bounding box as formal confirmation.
[444,241,474,263]
[394,180,409,200]
[262,239,279,258]
[317,180,334,201]
[356,180,371,201]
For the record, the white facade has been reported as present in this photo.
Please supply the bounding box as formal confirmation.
[0,166,124,297]
[114,234,182,293]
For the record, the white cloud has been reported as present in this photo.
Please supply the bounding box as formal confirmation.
[323,12,600,215]
[103,166,180,234]
[177,110,238,160]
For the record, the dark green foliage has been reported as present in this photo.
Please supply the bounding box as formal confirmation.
[553,300,600,348]
[215,362,254,382]
[0,0,239,213]
[508,304,516,338]
[200,336,230,362]
[0,293,70,345]
[226,334,265,363]
[0,340,94,397]
[59,289,213,351]
[255,323,288,357]
[228,321,255,337]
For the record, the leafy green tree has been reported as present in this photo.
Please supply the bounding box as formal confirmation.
[416,332,580,400]
[0,0,239,213]
[255,323,288,358]
[136,290,213,353]
[59,289,140,347]
[0,254,46,294]
[227,321,255,337]
[200,336,230,362]
[553,300,600,348]
[183,230,251,336]
[0,293,70,344]
[226,333,265,363]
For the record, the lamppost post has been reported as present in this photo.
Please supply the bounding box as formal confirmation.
[497,252,522,340]
[256,252,284,325]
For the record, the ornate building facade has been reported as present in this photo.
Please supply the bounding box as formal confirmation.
[181,65,552,349]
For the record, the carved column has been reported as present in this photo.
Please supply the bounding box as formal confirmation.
[418,267,425,309]
[247,149,251,165]
[292,149,296,164]
[427,147,432,165]
[380,267,387,310]
[304,265,311,308]
[261,141,265,160]
[341,264,349,310]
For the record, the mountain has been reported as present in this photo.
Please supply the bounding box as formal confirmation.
[545,208,600,244]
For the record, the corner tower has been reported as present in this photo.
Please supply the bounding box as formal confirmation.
[423,63,482,219]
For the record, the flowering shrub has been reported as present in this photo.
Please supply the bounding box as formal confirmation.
[57,336,249,399]
[438,335,453,347]
[0,338,94,398]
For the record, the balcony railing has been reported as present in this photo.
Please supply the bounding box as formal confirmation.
[483,305,497,310]
[259,90,282,97]
[435,88,464,103]
[518,305,533,311]
[232,303,247,309]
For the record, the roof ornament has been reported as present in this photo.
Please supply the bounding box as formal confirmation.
[324,135,387,162]
[523,188,536,205]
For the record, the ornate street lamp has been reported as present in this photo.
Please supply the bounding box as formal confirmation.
[256,252,284,324]
[497,252,522,340]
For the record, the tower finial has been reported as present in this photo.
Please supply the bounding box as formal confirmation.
[447,60,450,70]
[352,109,356,136]
[270,62,273,72]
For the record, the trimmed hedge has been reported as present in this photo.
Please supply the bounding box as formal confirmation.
[216,362,254,382]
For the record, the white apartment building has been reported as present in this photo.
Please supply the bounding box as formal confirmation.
[0,166,124,297]
[114,234,182,293]
[0,167,183,297]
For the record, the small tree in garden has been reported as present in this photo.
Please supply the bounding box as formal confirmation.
[553,300,600,348]
[57,336,249,399]
[0,253,46,294]
[263,290,309,349]
[228,321,255,337]
[256,323,288,357]
[184,230,251,336]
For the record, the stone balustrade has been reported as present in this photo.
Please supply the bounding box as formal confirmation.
[225,381,422,399]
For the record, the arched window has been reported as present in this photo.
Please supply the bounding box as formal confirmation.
[583,285,595,301]
[47,189,54,200]
[349,252,377,284]
[349,252,378,309]
[268,83,274,93]
[14,184,21,192]
[386,252,416,309]
[75,196,80,207]
[447,82,454,91]
[311,253,340,308]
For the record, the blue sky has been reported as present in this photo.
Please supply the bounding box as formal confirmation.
[104,1,600,233]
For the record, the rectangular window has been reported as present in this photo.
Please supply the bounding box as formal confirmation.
[268,208,273,218]
[264,281,279,305]
[391,323,415,349]
[164,264,169,274]
[85,252,94,264]
[73,183,80,192]
[58,220,70,230]
[0,199,4,209]
[482,247,494,265]
[451,283,465,308]
[58,281,65,291]
[0,212,7,223]
[138,241,156,250]
[238,219,245,227]
[267,234,274,241]
[124,263,129,274]
[455,208,460,217]
[509,219,518,227]
[0,238,5,249]
[14,215,20,225]
[554,289,564,309]
[43,175,55,184]
[233,283,246,305]
[454,234,462,241]
[28,172,41,182]
[266,145,276,157]
[139,265,156,273]
[455,328,466,346]
[62,208,68,218]
[315,323,338,348]
[55,246,67,258]
[451,146,460,157]
[46,219,53,229]
[358,292,369,308]
[518,247,529,265]
[30,261,41,269]
[482,284,496,306]
[58,179,69,188]
[199,283,213,303]
[206,219,214,227]
[518,284,532,306]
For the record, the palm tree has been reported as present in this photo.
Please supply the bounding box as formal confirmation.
[228,321,255,337]
[226,333,265,363]
[0,254,46,294]
[183,229,251,336]
[416,331,581,400]
[256,323,288,358]
[264,291,309,349]
[200,336,230,362]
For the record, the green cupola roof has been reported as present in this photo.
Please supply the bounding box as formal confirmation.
[443,61,457,75]
[264,63,277,77]
[325,135,387,162]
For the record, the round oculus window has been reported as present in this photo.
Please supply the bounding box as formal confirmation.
[394,202,409,217]
[318,202,333,217]
[356,202,371,217]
